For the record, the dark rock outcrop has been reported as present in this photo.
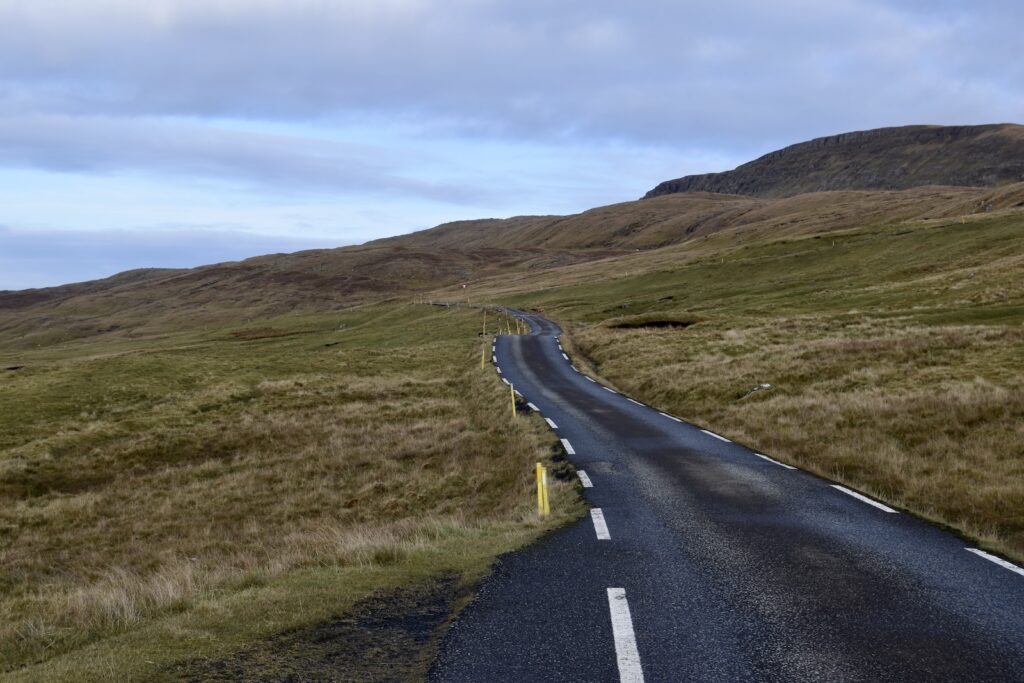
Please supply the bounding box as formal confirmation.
[645,124,1024,199]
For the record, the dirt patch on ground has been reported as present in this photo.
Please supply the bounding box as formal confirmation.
[228,327,299,340]
[174,573,466,682]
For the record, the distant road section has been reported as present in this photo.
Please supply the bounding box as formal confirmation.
[430,310,1024,682]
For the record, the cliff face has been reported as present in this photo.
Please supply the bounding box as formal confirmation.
[645,124,1024,198]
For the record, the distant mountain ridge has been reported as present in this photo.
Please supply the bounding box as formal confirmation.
[645,124,1024,199]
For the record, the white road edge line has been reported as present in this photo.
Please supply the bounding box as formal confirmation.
[586,377,597,383]
[604,387,618,394]
[492,355,497,363]
[577,470,593,488]
[700,429,731,443]
[501,378,510,386]
[607,588,644,683]
[545,417,558,429]
[755,453,797,470]
[831,485,898,513]
[514,390,523,397]
[527,402,539,411]
[658,412,682,423]
[561,438,576,455]
[965,548,1024,577]
[561,352,570,361]
[591,508,611,540]
[627,398,643,406]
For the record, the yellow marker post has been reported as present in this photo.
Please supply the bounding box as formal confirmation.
[541,466,550,516]
[482,309,487,336]
[535,462,544,516]
[480,340,486,369]
[510,384,517,417]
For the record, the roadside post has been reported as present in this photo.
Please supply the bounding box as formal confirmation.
[541,466,550,516]
[536,463,544,516]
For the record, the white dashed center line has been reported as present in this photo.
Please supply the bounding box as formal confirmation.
[560,438,576,455]
[591,508,611,539]
[607,588,644,683]
[577,470,593,488]
[831,485,897,513]
[700,429,730,443]
[755,453,797,470]
[965,548,1024,577]
[545,417,558,429]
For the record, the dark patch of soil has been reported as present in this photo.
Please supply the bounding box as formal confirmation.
[4,365,24,371]
[229,327,297,341]
[174,574,465,682]
[609,319,696,330]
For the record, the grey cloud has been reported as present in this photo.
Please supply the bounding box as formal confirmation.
[0,114,489,203]
[0,0,1020,154]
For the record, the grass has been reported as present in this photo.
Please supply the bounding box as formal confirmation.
[480,213,1024,561]
[0,303,582,680]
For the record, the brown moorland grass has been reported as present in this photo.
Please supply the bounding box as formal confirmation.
[0,303,581,679]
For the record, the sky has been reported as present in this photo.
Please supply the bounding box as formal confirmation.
[1,0,1021,289]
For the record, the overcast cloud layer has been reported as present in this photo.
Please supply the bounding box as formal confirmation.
[1,0,1021,289]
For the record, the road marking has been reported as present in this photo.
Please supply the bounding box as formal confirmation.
[496,367,502,374]
[492,355,497,363]
[591,508,611,539]
[700,429,730,443]
[558,344,563,350]
[528,402,539,411]
[572,365,580,372]
[545,417,558,429]
[515,390,523,397]
[755,453,797,470]
[831,485,897,513]
[577,470,593,487]
[586,376,597,383]
[965,548,1024,577]
[627,398,643,406]
[604,387,618,394]
[502,378,510,386]
[659,412,683,423]
[561,438,576,455]
[606,588,644,683]
[561,352,570,361]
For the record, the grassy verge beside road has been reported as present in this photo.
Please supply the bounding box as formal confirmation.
[498,214,1024,561]
[0,303,581,680]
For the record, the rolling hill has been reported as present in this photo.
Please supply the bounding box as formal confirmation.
[645,123,1024,198]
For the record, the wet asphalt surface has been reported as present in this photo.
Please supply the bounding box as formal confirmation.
[429,311,1024,682]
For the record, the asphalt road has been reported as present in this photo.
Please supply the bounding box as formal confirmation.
[429,310,1024,682]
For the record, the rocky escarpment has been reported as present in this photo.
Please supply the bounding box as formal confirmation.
[646,124,1024,199]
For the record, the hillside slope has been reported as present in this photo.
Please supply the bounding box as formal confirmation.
[4,181,1024,350]
[646,124,1024,198]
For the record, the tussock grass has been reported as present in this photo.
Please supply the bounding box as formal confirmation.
[0,304,581,677]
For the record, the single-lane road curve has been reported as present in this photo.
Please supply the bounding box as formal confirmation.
[429,310,1024,682]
